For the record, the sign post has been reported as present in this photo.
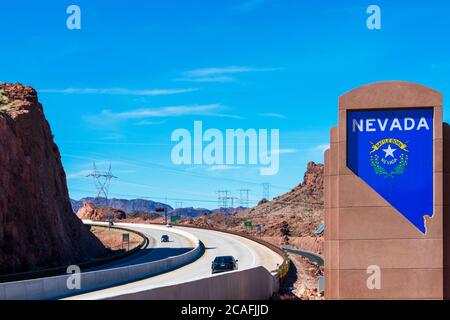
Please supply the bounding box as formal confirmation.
[155,207,166,224]
[324,81,445,300]
[122,233,130,251]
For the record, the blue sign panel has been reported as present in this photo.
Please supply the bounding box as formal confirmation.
[347,109,433,234]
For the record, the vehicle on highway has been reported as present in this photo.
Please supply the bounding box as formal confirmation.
[166,223,173,228]
[211,256,238,274]
[161,235,169,242]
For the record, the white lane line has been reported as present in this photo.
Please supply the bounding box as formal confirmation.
[64,246,209,300]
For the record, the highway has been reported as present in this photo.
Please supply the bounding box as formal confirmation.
[66,223,284,300]
[86,223,194,270]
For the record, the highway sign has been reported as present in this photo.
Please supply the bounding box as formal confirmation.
[155,207,165,212]
[318,276,324,293]
[122,233,130,251]
[347,109,433,234]
[171,215,181,222]
[244,221,252,227]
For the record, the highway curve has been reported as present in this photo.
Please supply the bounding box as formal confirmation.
[66,223,284,300]
[85,222,194,270]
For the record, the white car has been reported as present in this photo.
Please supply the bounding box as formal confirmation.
[166,223,173,228]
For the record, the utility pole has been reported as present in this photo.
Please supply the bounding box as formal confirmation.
[86,162,117,214]
[239,189,250,207]
[262,183,271,200]
[175,201,183,209]
[86,162,117,200]
[217,190,230,208]
[165,197,168,225]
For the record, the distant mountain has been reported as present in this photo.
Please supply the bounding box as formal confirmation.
[70,197,172,214]
[211,207,247,215]
[166,206,246,218]
[169,207,211,218]
[71,197,247,218]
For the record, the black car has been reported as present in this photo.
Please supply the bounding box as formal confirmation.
[211,256,238,274]
[161,235,169,242]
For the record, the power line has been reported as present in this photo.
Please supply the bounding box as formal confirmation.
[62,151,292,191]
[175,201,184,209]
[69,188,323,208]
[239,189,250,207]
[262,183,271,200]
[86,162,117,199]
[217,190,230,208]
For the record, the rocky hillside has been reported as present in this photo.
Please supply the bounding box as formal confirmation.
[238,161,324,237]
[71,197,172,214]
[180,161,324,251]
[0,83,107,274]
[241,161,323,217]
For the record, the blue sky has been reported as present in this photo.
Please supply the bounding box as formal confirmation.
[1,0,449,208]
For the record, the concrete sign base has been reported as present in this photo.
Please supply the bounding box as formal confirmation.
[324,81,448,300]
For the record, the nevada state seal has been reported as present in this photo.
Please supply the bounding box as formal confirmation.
[369,138,409,178]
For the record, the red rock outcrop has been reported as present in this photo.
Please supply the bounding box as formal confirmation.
[76,203,127,221]
[0,83,107,274]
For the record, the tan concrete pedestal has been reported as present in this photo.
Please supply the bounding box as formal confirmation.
[324,81,447,299]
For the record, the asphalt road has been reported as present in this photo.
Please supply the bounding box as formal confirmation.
[86,224,194,271]
[66,224,284,300]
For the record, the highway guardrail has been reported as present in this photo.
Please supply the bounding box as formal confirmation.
[0,224,148,283]
[160,223,292,288]
[0,223,203,300]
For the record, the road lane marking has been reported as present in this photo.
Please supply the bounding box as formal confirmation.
[63,244,207,300]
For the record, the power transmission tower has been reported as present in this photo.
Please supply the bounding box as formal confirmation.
[86,162,118,200]
[175,201,184,209]
[227,196,238,208]
[239,189,250,207]
[262,183,271,200]
[217,190,230,208]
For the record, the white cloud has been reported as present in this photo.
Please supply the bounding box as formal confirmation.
[175,76,235,83]
[39,87,198,96]
[313,144,330,153]
[271,148,298,155]
[66,169,92,180]
[207,165,243,171]
[258,112,286,119]
[135,120,166,126]
[176,66,279,83]
[84,104,243,125]
[235,0,264,11]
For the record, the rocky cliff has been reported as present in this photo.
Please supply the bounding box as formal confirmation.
[0,83,107,274]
